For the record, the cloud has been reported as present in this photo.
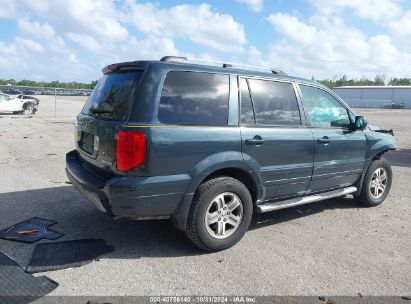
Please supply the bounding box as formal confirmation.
[0,20,91,82]
[14,37,45,53]
[236,0,263,12]
[267,13,318,45]
[2,1,247,81]
[265,12,411,78]
[0,1,190,81]
[388,10,411,46]
[1,0,410,82]
[67,33,102,54]
[67,31,183,67]
[17,19,72,55]
[306,0,401,22]
[0,0,16,19]
[125,2,247,53]
[22,0,129,41]
[18,20,56,40]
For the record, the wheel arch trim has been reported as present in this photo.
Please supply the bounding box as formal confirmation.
[355,148,394,196]
[171,158,263,231]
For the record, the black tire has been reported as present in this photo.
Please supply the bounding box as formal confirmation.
[23,103,36,114]
[185,176,253,252]
[356,158,392,207]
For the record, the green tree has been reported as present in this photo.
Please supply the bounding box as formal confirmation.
[374,74,386,85]
[389,78,411,85]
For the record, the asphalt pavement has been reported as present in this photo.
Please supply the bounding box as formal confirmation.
[0,97,410,296]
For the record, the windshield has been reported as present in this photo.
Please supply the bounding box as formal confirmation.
[82,71,143,120]
[0,94,10,102]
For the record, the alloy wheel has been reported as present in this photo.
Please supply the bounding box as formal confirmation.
[369,168,388,199]
[204,192,243,239]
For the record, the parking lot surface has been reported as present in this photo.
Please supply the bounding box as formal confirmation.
[0,97,410,296]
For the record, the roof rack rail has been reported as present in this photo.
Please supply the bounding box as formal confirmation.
[159,56,287,75]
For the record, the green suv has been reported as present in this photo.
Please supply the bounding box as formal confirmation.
[66,56,396,251]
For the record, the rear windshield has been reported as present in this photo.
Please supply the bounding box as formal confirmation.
[82,71,142,120]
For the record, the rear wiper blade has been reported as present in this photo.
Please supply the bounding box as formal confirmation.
[90,108,113,114]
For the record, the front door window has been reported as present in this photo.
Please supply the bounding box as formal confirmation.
[299,85,350,128]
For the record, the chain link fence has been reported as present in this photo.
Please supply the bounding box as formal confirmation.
[343,98,407,110]
[2,84,407,119]
[0,85,92,118]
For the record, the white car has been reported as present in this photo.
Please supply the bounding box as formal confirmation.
[0,93,38,114]
[16,94,40,105]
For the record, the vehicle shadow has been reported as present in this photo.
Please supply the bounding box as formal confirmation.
[250,195,359,231]
[0,186,201,266]
[0,186,363,267]
[383,149,411,168]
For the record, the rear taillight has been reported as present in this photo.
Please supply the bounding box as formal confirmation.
[116,130,146,171]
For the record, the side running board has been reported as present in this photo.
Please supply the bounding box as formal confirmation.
[255,186,357,213]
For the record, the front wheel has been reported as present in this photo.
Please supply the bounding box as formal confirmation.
[185,176,253,251]
[356,158,392,207]
[24,103,36,114]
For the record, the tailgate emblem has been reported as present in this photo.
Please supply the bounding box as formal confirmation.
[101,159,112,166]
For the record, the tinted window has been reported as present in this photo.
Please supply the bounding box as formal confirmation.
[82,71,142,120]
[248,79,301,126]
[299,85,350,128]
[240,78,254,124]
[158,71,229,126]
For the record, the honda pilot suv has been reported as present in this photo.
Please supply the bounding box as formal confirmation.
[66,56,396,251]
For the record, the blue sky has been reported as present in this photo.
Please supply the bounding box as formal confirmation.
[1,0,411,82]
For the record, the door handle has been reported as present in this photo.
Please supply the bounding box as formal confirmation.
[245,136,265,145]
[317,136,331,144]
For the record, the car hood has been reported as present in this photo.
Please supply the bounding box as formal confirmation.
[364,124,396,158]
[367,124,394,136]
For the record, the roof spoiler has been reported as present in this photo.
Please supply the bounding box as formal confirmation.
[102,61,145,74]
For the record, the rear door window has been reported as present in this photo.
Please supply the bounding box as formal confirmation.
[248,79,301,126]
[158,71,229,126]
[82,71,142,120]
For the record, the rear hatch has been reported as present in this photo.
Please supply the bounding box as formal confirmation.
[75,65,144,175]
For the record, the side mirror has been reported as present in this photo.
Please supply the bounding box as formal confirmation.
[354,116,367,130]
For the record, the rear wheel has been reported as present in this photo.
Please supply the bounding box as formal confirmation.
[356,158,392,207]
[185,176,253,251]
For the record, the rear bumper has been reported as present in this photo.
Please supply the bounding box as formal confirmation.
[66,151,112,214]
[65,150,190,218]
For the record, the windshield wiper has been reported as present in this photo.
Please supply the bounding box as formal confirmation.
[90,108,113,114]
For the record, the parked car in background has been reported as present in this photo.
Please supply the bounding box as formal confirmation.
[66,56,396,251]
[382,102,405,109]
[15,94,40,105]
[0,88,22,95]
[21,89,35,95]
[0,93,38,114]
